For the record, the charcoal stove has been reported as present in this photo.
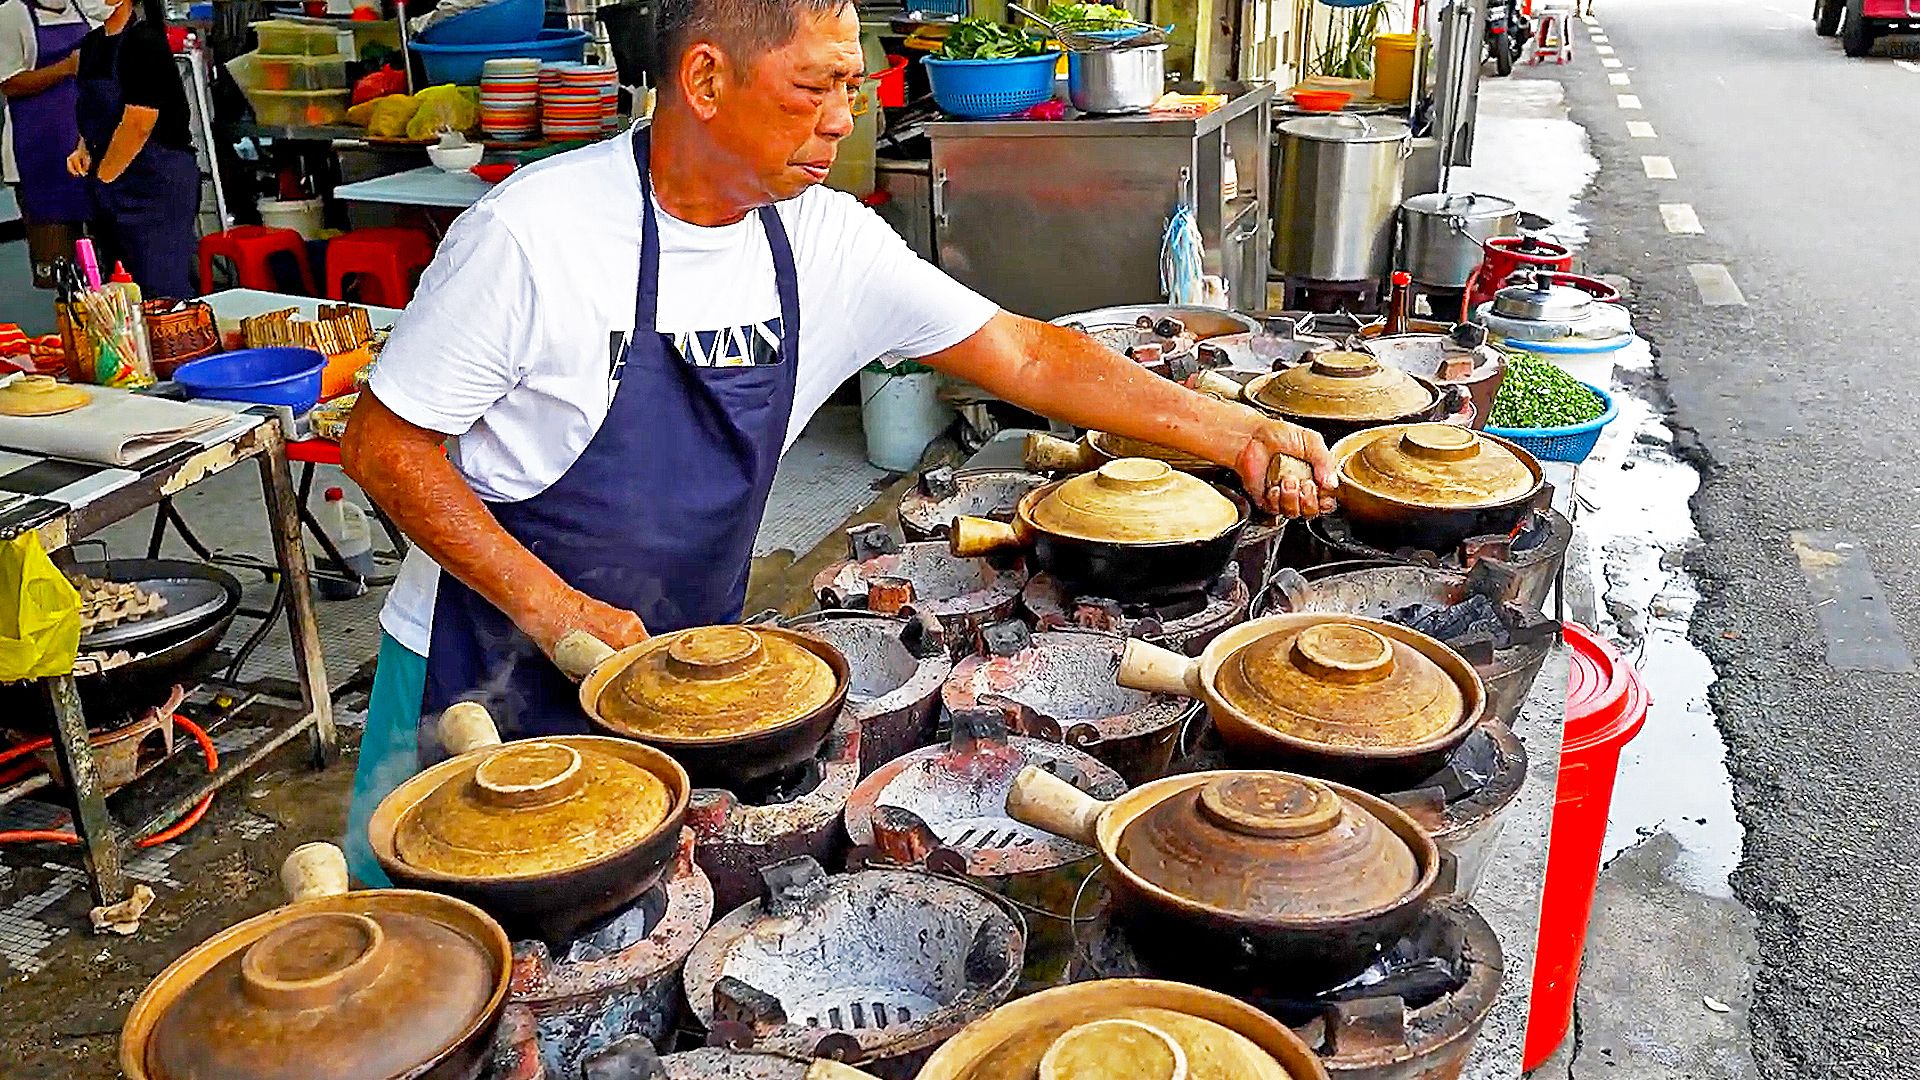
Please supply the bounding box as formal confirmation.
[683,857,1024,1079]
[10,685,180,793]
[535,1037,883,1079]
[811,525,1025,643]
[942,622,1197,784]
[690,712,861,916]
[507,829,714,1077]
[1075,897,1502,1080]
[1376,720,1526,899]
[896,467,1049,542]
[1020,564,1250,659]
[1261,563,1560,725]
[1296,509,1573,614]
[780,611,949,776]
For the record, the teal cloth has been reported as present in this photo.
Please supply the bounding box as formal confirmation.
[344,633,428,886]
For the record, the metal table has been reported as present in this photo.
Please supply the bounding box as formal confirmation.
[333,165,493,210]
[0,410,334,905]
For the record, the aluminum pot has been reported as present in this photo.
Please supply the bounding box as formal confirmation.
[1400,192,1519,290]
[1068,44,1166,114]
[1271,114,1411,282]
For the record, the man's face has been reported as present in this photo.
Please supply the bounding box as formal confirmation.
[708,6,864,202]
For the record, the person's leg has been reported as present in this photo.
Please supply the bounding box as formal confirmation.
[344,633,427,886]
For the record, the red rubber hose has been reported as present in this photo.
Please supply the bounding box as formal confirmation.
[0,716,218,847]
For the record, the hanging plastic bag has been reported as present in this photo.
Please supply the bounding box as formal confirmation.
[405,84,479,141]
[0,533,81,681]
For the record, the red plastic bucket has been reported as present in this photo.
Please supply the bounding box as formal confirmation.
[876,54,909,108]
[1522,623,1651,1070]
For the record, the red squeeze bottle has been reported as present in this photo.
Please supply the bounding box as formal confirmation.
[1385,270,1413,335]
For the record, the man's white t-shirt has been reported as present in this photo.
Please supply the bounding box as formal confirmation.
[371,130,999,655]
[0,0,91,184]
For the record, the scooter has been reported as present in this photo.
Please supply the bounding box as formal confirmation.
[1485,0,1533,75]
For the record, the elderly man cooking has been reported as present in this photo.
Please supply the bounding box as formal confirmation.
[339,0,1335,881]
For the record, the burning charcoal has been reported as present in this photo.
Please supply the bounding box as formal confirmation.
[1414,728,1499,803]
[1402,593,1507,644]
[579,1035,669,1080]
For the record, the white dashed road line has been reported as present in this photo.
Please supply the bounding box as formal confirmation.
[1660,204,1705,234]
[1602,57,1623,67]
[1628,120,1658,138]
[1642,155,1677,180]
[1610,72,1631,85]
[1592,34,1610,43]
[1617,94,1643,109]
[1596,43,1615,54]
[1689,264,1747,307]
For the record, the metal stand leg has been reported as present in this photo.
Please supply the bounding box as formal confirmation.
[259,443,336,766]
[146,498,217,561]
[45,676,125,905]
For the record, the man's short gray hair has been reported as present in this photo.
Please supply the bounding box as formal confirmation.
[658,0,853,70]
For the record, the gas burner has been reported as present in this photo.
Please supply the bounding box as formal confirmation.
[1280,276,1385,316]
[508,830,715,1077]
[782,610,950,776]
[683,857,1024,1079]
[690,713,861,915]
[1377,720,1526,901]
[1074,898,1502,1079]
[1300,509,1573,614]
[896,467,1048,542]
[10,684,181,794]
[1020,565,1249,658]
[812,525,1025,642]
[941,622,1196,784]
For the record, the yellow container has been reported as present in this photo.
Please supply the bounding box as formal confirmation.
[1372,32,1419,103]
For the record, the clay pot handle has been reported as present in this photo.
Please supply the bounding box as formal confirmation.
[438,701,502,756]
[1266,454,1317,489]
[1116,637,1204,698]
[554,630,616,682]
[949,516,1020,558]
[1184,369,1245,402]
[1006,765,1106,846]
[807,1063,883,1080]
[282,842,349,904]
[1023,432,1097,473]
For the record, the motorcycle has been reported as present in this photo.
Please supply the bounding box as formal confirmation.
[1485,0,1532,75]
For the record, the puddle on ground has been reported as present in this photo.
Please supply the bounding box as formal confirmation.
[1571,383,1744,899]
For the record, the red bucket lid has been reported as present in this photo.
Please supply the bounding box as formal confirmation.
[1563,623,1649,754]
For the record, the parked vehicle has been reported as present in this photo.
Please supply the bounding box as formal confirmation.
[1486,0,1534,75]
[1815,0,1920,56]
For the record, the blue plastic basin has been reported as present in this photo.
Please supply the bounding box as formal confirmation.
[414,0,543,46]
[410,27,589,86]
[174,347,327,412]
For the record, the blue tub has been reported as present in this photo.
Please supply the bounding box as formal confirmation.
[174,347,327,413]
[410,27,589,86]
[414,0,543,46]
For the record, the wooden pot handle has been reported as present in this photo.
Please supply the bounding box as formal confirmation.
[554,630,616,682]
[282,842,350,904]
[438,701,502,756]
[949,516,1021,558]
[1116,637,1205,697]
[1023,432,1098,473]
[1006,765,1106,846]
[1184,369,1245,402]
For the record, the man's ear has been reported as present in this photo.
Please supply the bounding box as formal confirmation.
[679,42,726,121]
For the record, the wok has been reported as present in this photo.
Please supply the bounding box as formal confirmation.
[556,625,849,790]
[1116,613,1486,787]
[1005,767,1442,993]
[368,703,691,945]
[1329,425,1548,553]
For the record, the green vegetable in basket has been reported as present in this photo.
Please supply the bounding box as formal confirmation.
[1043,2,1134,26]
[936,18,1052,59]
[1488,351,1606,429]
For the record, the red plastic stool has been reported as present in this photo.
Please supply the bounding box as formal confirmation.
[197,225,317,295]
[324,228,435,306]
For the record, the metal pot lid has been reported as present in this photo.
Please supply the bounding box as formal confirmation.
[600,625,838,739]
[1401,191,1519,219]
[1490,276,1594,323]
[1029,459,1240,544]
[1277,113,1410,144]
[1213,620,1466,747]
[1244,350,1435,421]
[143,898,500,1080]
[1337,423,1537,509]
[1115,772,1419,920]
[393,740,675,878]
[1086,431,1215,471]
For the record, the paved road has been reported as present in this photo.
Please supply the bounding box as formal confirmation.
[1540,2,1920,1075]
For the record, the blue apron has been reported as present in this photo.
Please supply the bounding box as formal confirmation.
[12,0,90,224]
[417,127,801,758]
[75,20,199,298]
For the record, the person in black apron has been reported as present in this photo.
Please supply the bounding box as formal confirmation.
[65,0,196,298]
[1,0,91,292]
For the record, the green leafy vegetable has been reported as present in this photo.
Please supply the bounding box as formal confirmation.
[1489,351,1606,429]
[935,18,1052,60]
[1044,2,1133,26]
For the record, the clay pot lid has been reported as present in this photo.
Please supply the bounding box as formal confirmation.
[1115,773,1419,920]
[1337,423,1536,509]
[1085,431,1215,472]
[143,900,498,1080]
[1028,459,1240,545]
[931,1000,1299,1080]
[1245,351,1434,421]
[1213,620,1466,748]
[599,624,837,740]
[0,375,90,417]
[392,739,674,878]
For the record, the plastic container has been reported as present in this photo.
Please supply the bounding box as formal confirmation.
[876,53,908,108]
[173,347,327,412]
[313,486,374,600]
[245,88,351,127]
[1500,334,1631,388]
[1523,624,1651,1071]
[1372,32,1419,103]
[922,52,1062,119]
[251,19,342,56]
[1484,381,1617,464]
[414,0,543,45]
[859,366,954,471]
[256,196,326,239]
[410,27,589,85]
[1289,87,1352,111]
[228,51,348,92]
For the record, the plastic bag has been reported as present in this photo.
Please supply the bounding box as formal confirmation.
[0,534,81,681]
[365,93,418,139]
[405,84,479,141]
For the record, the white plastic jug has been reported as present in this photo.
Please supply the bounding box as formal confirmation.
[314,486,375,599]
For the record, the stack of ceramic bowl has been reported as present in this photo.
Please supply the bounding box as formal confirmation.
[479,57,540,141]
[539,61,617,140]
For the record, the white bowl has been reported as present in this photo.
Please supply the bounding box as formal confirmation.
[427,143,485,172]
